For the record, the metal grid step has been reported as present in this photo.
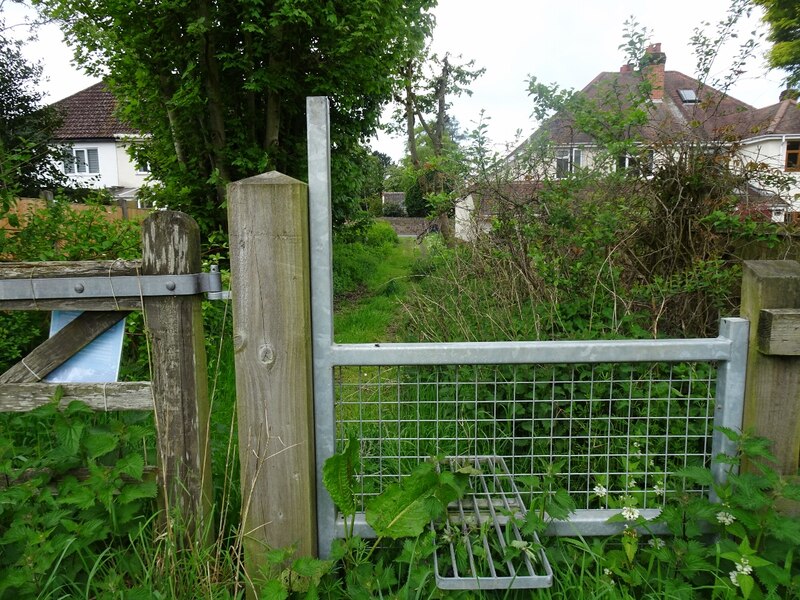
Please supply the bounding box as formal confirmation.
[432,456,554,590]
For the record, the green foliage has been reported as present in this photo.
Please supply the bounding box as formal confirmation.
[405,16,794,342]
[0,195,142,373]
[0,17,66,210]
[365,462,463,539]
[37,0,436,232]
[332,219,399,299]
[574,428,800,600]
[0,397,157,598]
[0,194,141,262]
[749,0,800,86]
[323,436,359,519]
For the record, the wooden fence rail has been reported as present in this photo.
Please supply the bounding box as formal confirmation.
[0,210,212,539]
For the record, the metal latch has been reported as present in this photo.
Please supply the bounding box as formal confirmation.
[0,265,230,301]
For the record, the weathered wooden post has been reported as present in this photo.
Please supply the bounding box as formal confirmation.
[227,173,317,580]
[740,260,800,479]
[142,210,213,538]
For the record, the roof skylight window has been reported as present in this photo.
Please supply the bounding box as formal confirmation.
[678,89,698,103]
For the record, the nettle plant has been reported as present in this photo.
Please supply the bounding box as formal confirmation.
[0,392,157,599]
[264,429,800,600]
[259,438,471,599]
[592,428,800,600]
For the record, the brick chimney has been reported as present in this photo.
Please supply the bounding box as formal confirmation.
[620,64,634,73]
[643,43,666,101]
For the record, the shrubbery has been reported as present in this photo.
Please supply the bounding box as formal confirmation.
[332,219,399,299]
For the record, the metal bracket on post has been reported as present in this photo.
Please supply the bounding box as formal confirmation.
[0,265,229,301]
[205,265,231,301]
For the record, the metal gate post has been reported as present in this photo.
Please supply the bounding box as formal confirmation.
[710,317,749,498]
[307,96,337,558]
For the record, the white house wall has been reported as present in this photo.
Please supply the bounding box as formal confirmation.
[64,141,119,189]
[739,138,800,209]
[455,193,493,242]
[115,142,148,188]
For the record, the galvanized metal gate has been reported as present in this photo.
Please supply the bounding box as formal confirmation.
[306,98,749,568]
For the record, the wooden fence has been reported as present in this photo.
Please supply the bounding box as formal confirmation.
[0,210,212,540]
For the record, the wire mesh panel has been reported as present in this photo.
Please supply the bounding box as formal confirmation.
[335,361,717,513]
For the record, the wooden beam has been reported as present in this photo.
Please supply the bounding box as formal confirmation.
[0,298,142,311]
[0,311,129,383]
[141,210,212,541]
[228,172,317,581]
[0,260,142,278]
[741,260,800,478]
[0,382,152,412]
[758,309,800,356]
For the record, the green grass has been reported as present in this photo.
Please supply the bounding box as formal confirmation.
[334,236,420,343]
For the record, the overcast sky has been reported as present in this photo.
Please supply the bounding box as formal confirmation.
[4,0,788,162]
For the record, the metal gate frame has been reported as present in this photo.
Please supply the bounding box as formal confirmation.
[306,97,749,557]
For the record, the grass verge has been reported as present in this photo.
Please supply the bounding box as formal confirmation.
[334,236,420,343]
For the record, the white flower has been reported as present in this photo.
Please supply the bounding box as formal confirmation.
[653,482,665,496]
[603,568,613,577]
[716,511,735,526]
[648,538,666,549]
[628,478,638,488]
[621,506,641,521]
[594,484,608,498]
[632,441,643,456]
[736,557,752,576]
[729,557,752,587]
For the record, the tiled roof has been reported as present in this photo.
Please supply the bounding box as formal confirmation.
[525,51,798,150]
[51,82,139,140]
[743,99,800,136]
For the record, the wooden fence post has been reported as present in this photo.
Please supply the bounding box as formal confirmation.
[142,210,213,539]
[740,260,800,478]
[227,172,317,580]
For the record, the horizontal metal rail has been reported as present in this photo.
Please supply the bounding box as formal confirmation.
[0,270,222,300]
[324,336,735,366]
[338,509,669,539]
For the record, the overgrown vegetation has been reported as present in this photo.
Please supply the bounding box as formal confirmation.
[257,427,800,599]
[403,11,795,343]
[333,222,420,343]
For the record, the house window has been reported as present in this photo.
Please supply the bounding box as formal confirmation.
[785,141,800,171]
[617,150,653,176]
[678,89,699,103]
[64,148,100,174]
[136,161,151,174]
[555,148,582,178]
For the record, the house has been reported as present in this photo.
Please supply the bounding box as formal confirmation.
[51,82,150,203]
[456,44,800,240]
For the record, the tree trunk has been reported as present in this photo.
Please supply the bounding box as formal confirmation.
[198,0,230,187]
[432,56,449,156]
[159,75,188,168]
[404,61,420,169]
